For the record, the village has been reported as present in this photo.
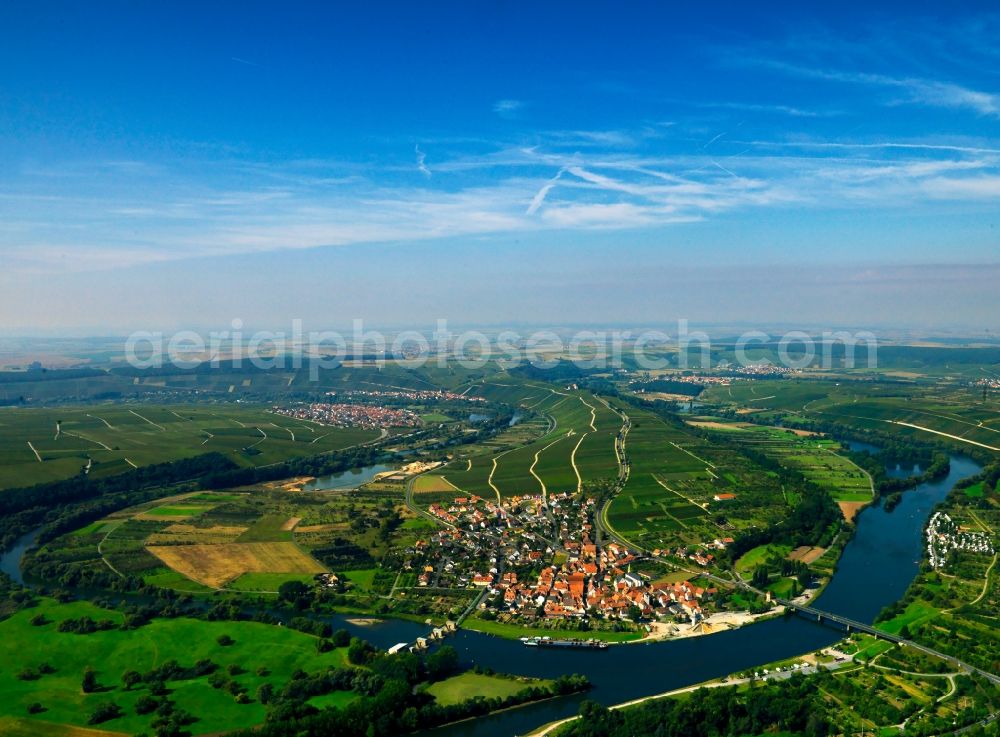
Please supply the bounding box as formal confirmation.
[925,511,995,569]
[272,401,421,428]
[409,492,723,630]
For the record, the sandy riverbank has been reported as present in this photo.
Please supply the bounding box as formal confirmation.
[344,617,383,626]
[635,608,782,643]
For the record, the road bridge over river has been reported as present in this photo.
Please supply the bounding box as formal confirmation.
[774,595,1000,685]
[632,559,1000,687]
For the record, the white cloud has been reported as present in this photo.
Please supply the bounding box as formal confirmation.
[753,60,1000,118]
[3,120,1000,276]
[920,175,1000,199]
[493,99,523,118]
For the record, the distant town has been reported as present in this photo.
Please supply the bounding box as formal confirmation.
[273,401,421,428]
[325,389,487,403]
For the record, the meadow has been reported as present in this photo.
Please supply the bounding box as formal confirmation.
[0,598,347,735]
[422,671,553,706]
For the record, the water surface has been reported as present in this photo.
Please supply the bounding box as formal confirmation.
[301,464,394,491]
[419,452,979,737]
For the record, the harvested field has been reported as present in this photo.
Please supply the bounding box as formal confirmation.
[135,504,212,520]
[780,427,822,437]
[295,523,343,533]
[280,517,301,531]
[412,474,460,493]
[838,500,868,523]
[787,545,828,564]
[147,524,247,545]
[147,541,325,588]
[685,421,746,430]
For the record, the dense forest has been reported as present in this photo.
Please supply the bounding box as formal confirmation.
[629,379,704,397]
[557,678,828,737]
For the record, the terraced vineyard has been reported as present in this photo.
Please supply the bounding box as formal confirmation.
[706,379,1000,452]
[434,381,621,499]
[702,424,873,504]
[606,405,793,551]
[0,405,380,489]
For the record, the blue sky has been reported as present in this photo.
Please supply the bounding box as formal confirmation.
[1,1,998,333]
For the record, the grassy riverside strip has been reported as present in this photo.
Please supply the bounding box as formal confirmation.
[462,616,643,643]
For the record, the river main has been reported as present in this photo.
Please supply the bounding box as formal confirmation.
[0,454,980,737]
[414,453,981,737]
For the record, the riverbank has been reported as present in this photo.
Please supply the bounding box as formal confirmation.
[462,616,643,643]
[637,608,782,643]
[416,452,982,737]
[522,639,869,737]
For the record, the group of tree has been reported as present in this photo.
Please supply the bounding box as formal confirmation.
[725,488,842,565]
[846,446,951,497]
[219,641,589,737]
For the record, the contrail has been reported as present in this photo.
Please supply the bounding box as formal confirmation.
[711,160,739,178]
[415,145,431,177]
[703,131,726,148]
[526,167,566,214]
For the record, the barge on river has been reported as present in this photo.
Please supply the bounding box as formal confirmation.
[520,636,609,650]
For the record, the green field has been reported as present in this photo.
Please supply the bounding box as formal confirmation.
[143,504,214,518]
[423,671,552,706]
[0,599,347,735]
[715,425,873,503]
[227,572,317,592]
[0,404,380,490]
[735,544,793,576]
[236,514,295,542]
[875,601,941,636]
